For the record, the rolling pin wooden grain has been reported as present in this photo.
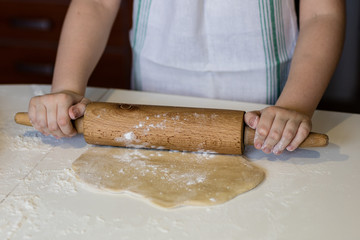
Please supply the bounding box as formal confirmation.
[14,102,329,155]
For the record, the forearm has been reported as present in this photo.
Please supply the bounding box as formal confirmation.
[276,2,345,117]
[52,0,121,95]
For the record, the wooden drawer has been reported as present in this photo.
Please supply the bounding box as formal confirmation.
[0,0,132,47]
[0,45,56,84]
[0,44,131,89]
[0,0,133,89]
[0,0,69,42]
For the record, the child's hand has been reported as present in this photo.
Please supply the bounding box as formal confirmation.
[244,106,312,155]
[28,91,91,139]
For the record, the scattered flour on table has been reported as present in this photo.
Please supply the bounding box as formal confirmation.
[23,168,79,195]
[6,131,69,154]
[8,135,53,153]
[0,168,84,239]
[0,194,127,240]
[0,195,41,240]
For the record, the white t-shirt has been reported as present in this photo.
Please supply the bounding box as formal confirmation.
[130,0,298,104]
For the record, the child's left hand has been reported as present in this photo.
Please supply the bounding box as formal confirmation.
[244,106,312,155]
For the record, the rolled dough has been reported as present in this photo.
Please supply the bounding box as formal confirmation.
[72,147,265,208]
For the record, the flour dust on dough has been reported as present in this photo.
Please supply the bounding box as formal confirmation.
[72,147,265,208]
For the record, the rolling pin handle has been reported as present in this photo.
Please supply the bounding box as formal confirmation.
[244,126,329,148]
[14,112,84,134]
[14,112,32,126]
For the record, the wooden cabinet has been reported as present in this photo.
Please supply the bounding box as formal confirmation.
[0,0,132,89]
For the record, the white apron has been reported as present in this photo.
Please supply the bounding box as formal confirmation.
[130,0,298,104]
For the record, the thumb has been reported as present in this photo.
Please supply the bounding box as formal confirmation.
[69,97,91,120]
[244,111,261,129]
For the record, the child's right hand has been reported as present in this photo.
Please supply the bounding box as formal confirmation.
[28,90,91,138]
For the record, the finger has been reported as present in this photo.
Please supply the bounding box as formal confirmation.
[57,103,77,137]
[254,109,275,150]
[34,104,51,136]
[261,115,287,154]
[286,121,311,151]
[69,97,91,120]
[272,120,298,155]
[46,105,65,138]
[28,100,38,130]
[244,111,260,129]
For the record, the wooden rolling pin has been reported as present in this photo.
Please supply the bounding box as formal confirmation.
[14,102,329,155]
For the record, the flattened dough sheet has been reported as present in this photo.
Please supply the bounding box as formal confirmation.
[72,147,265,208]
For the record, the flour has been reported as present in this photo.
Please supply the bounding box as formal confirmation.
[113,149,150,163]
[193,113,207,120]
[136,120,168,132]
[134,122,145,128]
[6,130,81,154]
[0,193,128,240]
[23,168,79,195]
[0,167,83,239]
[114,132,148,148]
[186,176,206,186]
[0,195,41,240]
[8,134,53,154]
[147,121,167,130]
[114,132,137,143]
[171,115,180,121]
[113,149,210,187]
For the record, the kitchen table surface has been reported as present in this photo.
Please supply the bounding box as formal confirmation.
[0,84,359,240]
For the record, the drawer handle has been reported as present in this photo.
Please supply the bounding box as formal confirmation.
[9,18,53,31]
[15,62,54,76]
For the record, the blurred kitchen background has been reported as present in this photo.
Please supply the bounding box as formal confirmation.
[0,0,359,113]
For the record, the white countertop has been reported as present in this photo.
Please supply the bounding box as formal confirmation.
[0,84,359,240]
